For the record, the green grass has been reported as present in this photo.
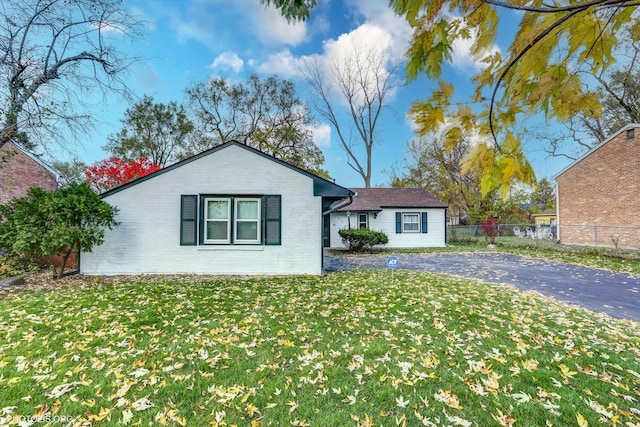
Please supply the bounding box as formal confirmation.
[1,271,639,426]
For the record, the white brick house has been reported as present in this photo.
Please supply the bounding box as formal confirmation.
[80,141,353,276]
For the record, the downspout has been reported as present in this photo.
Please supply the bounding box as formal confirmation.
[445,207,448,245]
[322,195,353,216]
[321,195,353,275]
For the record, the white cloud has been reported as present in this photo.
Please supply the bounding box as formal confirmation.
[309,123,332,148]
[93,21,127,34]
[308,23,403,107]
[244,0,307,46]
[172,16,215,47]
[257,49,306,78]
[209,52,244,73]
[254,1,411,81]
[446,18,501,74]
[346,0,412,60]
[451,33,500,73]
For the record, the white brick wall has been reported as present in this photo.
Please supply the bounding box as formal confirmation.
[81,144,324,275]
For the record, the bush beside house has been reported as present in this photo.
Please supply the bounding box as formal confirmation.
[338,228,388,251]
[0,183,119,279]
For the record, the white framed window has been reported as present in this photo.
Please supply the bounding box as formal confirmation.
[403,213,420,232]
[181,195,281,246]
[234,198,261,244]
[204,198,231,243]
[358,213,368,229]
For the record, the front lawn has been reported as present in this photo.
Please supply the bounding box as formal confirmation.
[1,271,639,426]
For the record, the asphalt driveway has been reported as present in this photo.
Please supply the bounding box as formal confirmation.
[324,251,640,323]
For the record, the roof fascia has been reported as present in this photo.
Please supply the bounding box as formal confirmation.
[99,141,354,198]
[554,123,640,180]
[6,142,60,181]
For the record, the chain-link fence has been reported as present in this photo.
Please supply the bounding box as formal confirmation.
[448,224,557,249]
[557,224,640,250]
[448,223,640,250]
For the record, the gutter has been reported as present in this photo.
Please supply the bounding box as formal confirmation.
[320,195,353,276]
[322,195,354,216]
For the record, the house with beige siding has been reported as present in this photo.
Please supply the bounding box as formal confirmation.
[0,142,59,204]
[328,188,447,248]
[80,141,353,276]
[555,123,640,249]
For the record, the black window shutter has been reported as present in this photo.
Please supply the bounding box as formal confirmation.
[263,195,281,245]
[421,212,428,233]
[395,212,402,234]
[180,195,198,245]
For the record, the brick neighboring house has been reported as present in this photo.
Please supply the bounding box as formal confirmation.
[0,142,59,204]
[555,123,640,249]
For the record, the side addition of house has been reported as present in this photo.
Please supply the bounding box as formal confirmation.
[328,188,448,249]
[80,141,353,276]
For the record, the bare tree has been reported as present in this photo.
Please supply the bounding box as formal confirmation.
[303,41,402,188]
[0,0,143,151]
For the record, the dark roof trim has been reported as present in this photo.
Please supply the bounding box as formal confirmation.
[554,123,640,180]
[4,142,60,183]
[99,141,354,198]
[379,205,445,209]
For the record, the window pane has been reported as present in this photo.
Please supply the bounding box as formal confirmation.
[207,200,228,219]
[207,221,228,240]
[404,214,419,231]
[237,200,258,219]
[237,222,258,240]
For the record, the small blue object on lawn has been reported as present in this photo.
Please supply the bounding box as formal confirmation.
[387,256,399,282]
[387,256,399,269]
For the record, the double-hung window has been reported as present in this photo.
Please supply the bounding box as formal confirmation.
[180,194,281,246]
[234,198,260,244]
[395,212,428,234]
[203,197,261,244]
[204,198,232,244]
[402,213,420,232]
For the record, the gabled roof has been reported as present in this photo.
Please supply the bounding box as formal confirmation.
[337,187,447,212]
[1,142,60,180]
[554,123,640,180]
[100,140,354,198]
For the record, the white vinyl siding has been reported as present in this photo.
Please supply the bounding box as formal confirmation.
[329,208,446,249]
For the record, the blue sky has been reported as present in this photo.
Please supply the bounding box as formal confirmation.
[69,0,572,188]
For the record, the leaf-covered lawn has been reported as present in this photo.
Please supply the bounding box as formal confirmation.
[0,271,639,426]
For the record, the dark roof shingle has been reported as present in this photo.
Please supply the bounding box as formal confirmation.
[338,188,447,212]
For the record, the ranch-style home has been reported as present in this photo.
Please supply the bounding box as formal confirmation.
[555,123,640,249]
[328,187,448,249]
[0,142,59,204]
[80,141,354,276]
